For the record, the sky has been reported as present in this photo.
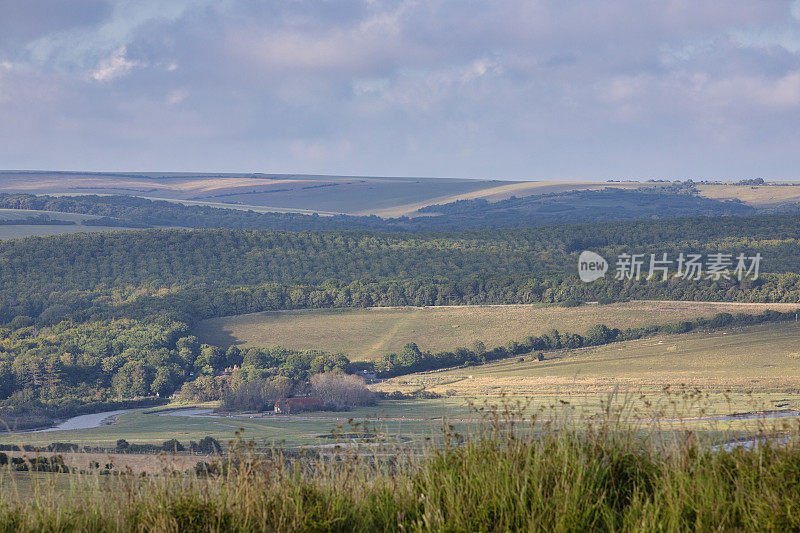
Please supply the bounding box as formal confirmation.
[1,1,800,180]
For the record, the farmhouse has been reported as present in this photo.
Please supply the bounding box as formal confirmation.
[274,397,323,414]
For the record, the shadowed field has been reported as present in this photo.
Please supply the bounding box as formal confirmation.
[194,301,800,361]
[6,172,800,217]
[0,208,143,239]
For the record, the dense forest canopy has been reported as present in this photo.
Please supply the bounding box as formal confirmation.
[2,213,800,325]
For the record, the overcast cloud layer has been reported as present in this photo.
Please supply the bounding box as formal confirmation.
[1,1,800,180]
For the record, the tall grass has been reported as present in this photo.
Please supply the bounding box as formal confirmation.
[2,397,800,531]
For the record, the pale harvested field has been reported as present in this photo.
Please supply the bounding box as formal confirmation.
[194,301,799,361]
[0,172,494,215]
[369,180,650,217]
[376,322,800,398]
[0,173,301,196]
[696,183,800,207]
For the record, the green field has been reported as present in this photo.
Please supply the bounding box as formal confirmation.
[194,301,799,361]
[0,400,465,449]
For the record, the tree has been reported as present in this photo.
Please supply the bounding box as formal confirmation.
[194,436,222,454]
[112,361,150,398]
[397,343,423,370]
[584,324,613,346]
[150,367,174,397]
[310,373,376,410]
[541,329,562,350]
[471,341,487,356]
[225,345,242,367]
[161,439,185,452]
[195,345,224,373]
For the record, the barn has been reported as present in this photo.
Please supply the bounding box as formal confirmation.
[274,397,323,414]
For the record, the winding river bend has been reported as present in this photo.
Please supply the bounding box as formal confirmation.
[34,409,139,432]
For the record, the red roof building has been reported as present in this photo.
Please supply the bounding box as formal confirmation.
[274,397,323,414]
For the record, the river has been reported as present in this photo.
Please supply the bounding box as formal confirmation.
[34,409,139,432]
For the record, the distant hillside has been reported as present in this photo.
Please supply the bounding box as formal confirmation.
[413,187,756,228]
[0,193,405,232]
[0,188,763,234]
[0,171,497,215]
[2,172,800,217]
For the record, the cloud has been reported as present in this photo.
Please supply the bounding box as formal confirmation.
[1,0,800,178]
[166,89,187,105]
[695,71,800,109]
[91,46,142,82]
[227,5,411,76]
[24,0,206,71]
[289,138,353,164]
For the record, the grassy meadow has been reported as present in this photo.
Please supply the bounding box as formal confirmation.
[0,400,465,449]
[4,319,800,530]
[194,301,800,361]
[379,321,800,396]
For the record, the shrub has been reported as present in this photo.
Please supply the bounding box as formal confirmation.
[709,312,734,328]
[190,436,222,455]
[161,439,185,453]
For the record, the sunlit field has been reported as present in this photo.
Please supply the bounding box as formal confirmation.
[195,301,799,361]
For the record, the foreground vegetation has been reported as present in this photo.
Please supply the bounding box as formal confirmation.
[2,404,800,531]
